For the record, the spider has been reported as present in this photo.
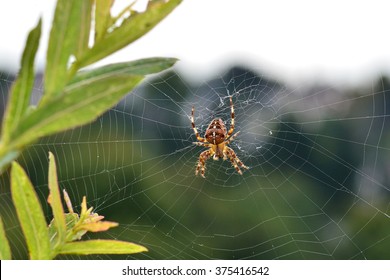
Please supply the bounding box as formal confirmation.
[191,96,249,178]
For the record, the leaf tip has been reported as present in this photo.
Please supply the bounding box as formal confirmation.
[81,196,88,214]
[63,189,74,213]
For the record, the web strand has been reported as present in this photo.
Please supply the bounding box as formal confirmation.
[0,67,389,259]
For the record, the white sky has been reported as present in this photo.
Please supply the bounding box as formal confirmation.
[1,0,390,86]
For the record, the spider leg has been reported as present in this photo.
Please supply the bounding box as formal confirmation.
[226,96,235,138]
[196,149,214,178]
[224,146,249,175]
[225,131,240,145]
[193,142,212,148]
[191,106,208,143]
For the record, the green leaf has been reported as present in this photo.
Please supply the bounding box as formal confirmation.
[71,57,178,85]
[47,152,66,246]
[11,74,143,149]
[77,0,182,68]
[11,162,51,259]
[0,149,19,175]
[95,0,114,42]
[63,213,86,241]
[1,19,41,143]
[59,240,148,255]
[43,0,87,102]
[0,217,12,260]
[75,0,93,59]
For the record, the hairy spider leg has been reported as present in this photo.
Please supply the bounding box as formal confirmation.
[193,142,212,147]
[225,146,249,175]
[224,131,240,146]
[191,106,208,143]
[226,96,235,138]
[196,149,214,178]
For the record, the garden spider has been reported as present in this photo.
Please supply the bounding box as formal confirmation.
[191,96,249,178]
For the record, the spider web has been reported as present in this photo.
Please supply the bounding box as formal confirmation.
[0,65,389,260]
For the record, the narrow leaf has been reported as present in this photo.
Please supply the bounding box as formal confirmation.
[11,162,51,259]
[75,0,93,58]
[95,0,114,42]
[71,57,178,85]
[43,0,86,102]
[63,213,86,241]
[63,189,74,213]
[11,74,143,149]
[78,0,182,68]
[80,196,88,216]
[77,221,118,232]
[1,19,41,143]
[0,150,19,175]
[86,214,105,223]
[0,217,12,260]
[59,240,148,255]
[47,152,66,245]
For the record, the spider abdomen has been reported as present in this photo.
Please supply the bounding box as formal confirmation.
[205,118,227,145]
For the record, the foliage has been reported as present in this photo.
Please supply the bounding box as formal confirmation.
[0,0,181,173]
[0,0,181,259]
[0,216,11,259]
[1,152,147,259]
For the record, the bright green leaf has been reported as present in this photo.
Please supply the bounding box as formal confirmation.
[11,74,143,149]
[0,149,19,175]
[43,0,86,103]
[77,0,182,68]
[47,152,66,246]
[11,162,51,259]
[0,217,12,260]
[75,0,93,59]
[59,240,148,255]
[95,0,114,42]
[71,57,178,84]
[1,19,41,143]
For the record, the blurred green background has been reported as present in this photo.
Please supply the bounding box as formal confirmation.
[0,66,389,259]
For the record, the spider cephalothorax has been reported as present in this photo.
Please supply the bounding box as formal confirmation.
[191,96,249,178]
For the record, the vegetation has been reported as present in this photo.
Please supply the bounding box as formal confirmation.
[0,0,181,259]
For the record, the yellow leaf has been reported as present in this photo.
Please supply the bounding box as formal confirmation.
[77,221,118,232]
